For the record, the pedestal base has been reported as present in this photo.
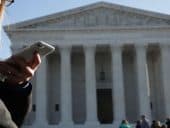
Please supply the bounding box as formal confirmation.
[58,121,74,128]
[85,121,100,128]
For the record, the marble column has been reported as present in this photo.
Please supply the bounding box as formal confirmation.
[160,44,170,117]
[59,46,73,126]
[111,45,126,124]
[84,45,99,126]
[135,44,151,119]
[34,58,48,127]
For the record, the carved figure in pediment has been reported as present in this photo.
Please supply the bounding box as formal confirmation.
[18,7,170,29]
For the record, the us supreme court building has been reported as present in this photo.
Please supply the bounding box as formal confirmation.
[4,2,170,128]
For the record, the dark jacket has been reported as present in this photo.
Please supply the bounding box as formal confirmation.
[0,82,32,128]
[166,119,170,128]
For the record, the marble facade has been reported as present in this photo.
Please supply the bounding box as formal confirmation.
[4,2,170,128]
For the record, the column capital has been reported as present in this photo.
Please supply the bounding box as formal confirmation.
[160,44,170,50]
[59,45,72,52]
[110,44,123,52]
[83,44,96,52]
[134,44,148,54]
[134,43,148,49]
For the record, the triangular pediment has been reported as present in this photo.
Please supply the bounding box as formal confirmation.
[5,2,170,30]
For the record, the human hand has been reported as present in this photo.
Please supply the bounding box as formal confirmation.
[0,52,41,86]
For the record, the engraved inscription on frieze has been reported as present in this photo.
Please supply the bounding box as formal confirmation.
[84,13,97,26]
[75,15,85,26]
[20,7,170,29]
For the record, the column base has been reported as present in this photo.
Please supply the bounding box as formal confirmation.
[58,121,74,128]
[31,123,49,128]
[85,121,100,128]
[113,120,122,128]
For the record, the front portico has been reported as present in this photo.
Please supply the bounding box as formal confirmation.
[4,2,170,128]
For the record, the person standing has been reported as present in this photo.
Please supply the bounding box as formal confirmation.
[136,120,142,128]
[166,118,170,128]
[151,120,156,128]
[0,0,41,127]
[155,121,162,128]
[119,120,132,128]
[141,115,150,128]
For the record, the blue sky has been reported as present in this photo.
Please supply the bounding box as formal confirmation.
[0,0,170,59]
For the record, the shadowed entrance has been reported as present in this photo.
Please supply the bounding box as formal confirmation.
[97,89,113,124]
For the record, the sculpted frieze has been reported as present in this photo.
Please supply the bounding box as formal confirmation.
[19,7,170,29]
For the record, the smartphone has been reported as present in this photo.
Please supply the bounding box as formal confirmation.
[14,41,55,60]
